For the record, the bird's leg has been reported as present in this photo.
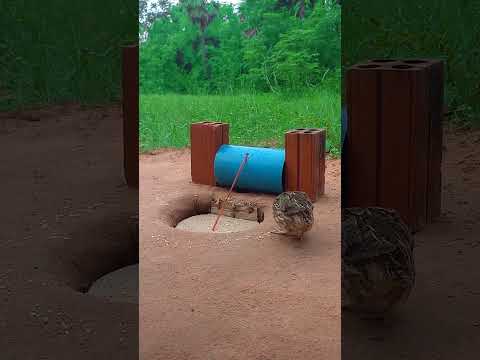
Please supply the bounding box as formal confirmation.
[270,229,297,237]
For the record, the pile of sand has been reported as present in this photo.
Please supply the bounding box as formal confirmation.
[175,213,259,233]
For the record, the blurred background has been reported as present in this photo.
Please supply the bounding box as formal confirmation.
[342,0,480,126]
[0,0,137,109]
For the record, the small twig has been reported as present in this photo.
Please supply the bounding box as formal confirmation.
[212,153,249,232]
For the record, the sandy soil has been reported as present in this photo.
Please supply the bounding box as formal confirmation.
[140,151,342,360]
[0,104,138,359]
[342,124,480,359]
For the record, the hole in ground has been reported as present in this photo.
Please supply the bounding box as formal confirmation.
[164,193,264,233]
[59,214,139,304]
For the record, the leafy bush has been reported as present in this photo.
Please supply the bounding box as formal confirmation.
[140,0,341,94]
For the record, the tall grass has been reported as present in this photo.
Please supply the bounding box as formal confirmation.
[342,0,480,124]
[0,0,137,110]
[140,88,341,156]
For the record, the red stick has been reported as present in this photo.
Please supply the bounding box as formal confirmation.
[212,153,249,232]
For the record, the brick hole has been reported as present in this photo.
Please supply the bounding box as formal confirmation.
[370,59,397,62]
[357,64,381,69]
[403,60,428,64]
[392,64,414,69]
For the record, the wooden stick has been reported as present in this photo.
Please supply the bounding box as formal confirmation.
[212,153,249,231]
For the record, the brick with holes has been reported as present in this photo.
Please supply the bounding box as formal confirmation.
[190,121,229,186]
[285,128,326,202]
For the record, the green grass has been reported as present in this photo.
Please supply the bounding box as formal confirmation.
[140,89,341,156]
[0,0,137,110]
[342,0,480,124]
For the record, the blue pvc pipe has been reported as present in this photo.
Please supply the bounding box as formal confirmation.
[214,144,285,194]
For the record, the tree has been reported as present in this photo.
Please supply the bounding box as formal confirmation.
[179,0,220,80]
[139,0,171,41]
[140,0,340,94]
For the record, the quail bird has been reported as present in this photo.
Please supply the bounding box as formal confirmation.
[342,207,415,316]
[271,191,314,239]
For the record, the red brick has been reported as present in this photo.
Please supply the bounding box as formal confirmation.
[402,59,444,222]
[285,129,301,191]
[345,64,381,207]
[379,64,429,231]
[190,122,229,186]
[285,128,326,202]
[367,59,444,222]
[345,59,443,232]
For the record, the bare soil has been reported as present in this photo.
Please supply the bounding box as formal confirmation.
[139,151,342,360]
[2,101,477,360]
[0,104,138,359]
[342,124,480,359]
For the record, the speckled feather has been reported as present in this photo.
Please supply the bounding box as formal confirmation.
[272,192,314,238]
[342,207,415,315]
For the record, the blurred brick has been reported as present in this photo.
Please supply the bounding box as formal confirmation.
[122,44,139,188]
[367,59,444,222]
[345,59,444,232]
[345,64,381,208]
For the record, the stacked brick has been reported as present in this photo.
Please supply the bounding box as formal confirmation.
[190,121,229,186]
[344,59,444,232]
[284,128,327,202]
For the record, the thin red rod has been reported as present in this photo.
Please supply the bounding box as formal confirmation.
[212,153,249,232]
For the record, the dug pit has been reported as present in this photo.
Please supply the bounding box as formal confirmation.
[70,214,139,304]
[164,193,265,233]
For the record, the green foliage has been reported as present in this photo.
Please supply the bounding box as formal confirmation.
[140,89,341,155]
[140,0,340,94]
[0,0,137,109]
[140,0,341,154]
[342,0,480,123]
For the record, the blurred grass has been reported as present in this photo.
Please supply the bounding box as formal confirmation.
[140,89,341,156]
[0,0,137,111]
[342,0,480,125]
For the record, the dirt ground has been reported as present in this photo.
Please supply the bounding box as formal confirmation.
[2,100,478,360]
[0,104,138,359]
[342,124,480,359]
[139,151,342,360]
